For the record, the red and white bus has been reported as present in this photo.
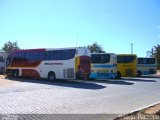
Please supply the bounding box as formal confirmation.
[6,47,91,80]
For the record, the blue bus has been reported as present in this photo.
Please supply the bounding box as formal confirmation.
[137,57,157,76]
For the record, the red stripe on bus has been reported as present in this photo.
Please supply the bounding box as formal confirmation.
[22,69,40,78]
[11,61,42,67]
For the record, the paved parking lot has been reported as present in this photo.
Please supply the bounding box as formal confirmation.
[0,76,160,119]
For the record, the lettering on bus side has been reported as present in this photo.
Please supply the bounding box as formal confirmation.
[44,63,63,65]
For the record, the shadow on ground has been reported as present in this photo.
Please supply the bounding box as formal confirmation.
[121,77,157,82]
[6,77,106,90]
[89,79,134,85]
[139,75,160,78]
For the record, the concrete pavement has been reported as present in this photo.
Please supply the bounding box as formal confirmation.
[0,77,160,119]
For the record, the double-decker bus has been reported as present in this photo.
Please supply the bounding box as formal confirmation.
[89,53,117,79]
[6,47,91,80]
[137,57,157,76]
[117,54,137,78]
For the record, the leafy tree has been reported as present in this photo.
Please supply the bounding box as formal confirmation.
[1,41,20,52]
[87,42,105,53]
[147,44,160,69]
[146,48,155,57]
[153,44,160,59]
[153,45,160,69]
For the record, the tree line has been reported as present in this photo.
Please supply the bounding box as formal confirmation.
[0,41,105,53]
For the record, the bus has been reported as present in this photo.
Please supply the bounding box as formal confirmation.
[137,57,157,76]
[0,52,9,74]
[117,54,137,78]
[6,47,91,80]
[89,53,117,79]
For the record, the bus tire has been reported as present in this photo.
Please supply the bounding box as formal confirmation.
[137,71,141,77]
[48,72,56,81]
[12,70,19,78]
[116,71,121,79]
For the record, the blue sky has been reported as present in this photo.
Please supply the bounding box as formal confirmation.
[0,0,160,57]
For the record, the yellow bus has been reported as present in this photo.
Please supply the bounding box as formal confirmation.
[117,54,137,78]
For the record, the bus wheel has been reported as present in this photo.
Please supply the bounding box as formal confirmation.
[116,71,121,79]
[48,72,56,81]
[137,71,141,77]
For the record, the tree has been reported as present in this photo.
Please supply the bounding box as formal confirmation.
[1,41,20,52]
[146,48,155,57]
[87,42,105,53]
[153,44,160,59]
[147,44,160,69]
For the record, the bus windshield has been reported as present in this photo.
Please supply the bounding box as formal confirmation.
[138,58,156,64]
[117,56,135,63]
[91,54,110,63]
[6,53,14,67]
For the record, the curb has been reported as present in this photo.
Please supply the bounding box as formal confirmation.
[114,102,160,120]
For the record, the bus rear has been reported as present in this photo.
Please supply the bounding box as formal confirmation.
[137,57,157,76]
[89,53,117,79]
[75,48,91,79]
[117,54,137,77]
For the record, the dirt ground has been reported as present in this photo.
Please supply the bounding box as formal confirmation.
[116,103,160,120]
[0,75,18,86]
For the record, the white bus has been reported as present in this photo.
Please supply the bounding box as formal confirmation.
[137,57,157,76]
[6,47,91,80]
[0,52,9,74]
[89,53,117,79]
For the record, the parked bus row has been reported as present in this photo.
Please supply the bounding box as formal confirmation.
[1,47,157,80]
[90,53,157,79]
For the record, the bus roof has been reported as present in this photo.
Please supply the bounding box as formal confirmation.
[9,47,89,53]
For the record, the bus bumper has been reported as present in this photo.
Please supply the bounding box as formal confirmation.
[89,73,117,79]
[142,70,157,75]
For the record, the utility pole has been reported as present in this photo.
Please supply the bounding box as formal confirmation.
[131,43,133,54]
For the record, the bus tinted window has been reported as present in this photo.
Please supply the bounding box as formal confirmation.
[13,52,26,61]
[26,51,45,61]
[63,49,76,60]
[117,56,135,63]
[138,58,156,64]
[91,54,110,63]
[45,49,76,60]
[12,51,45,61]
